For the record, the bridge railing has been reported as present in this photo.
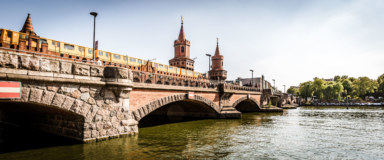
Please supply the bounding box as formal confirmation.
[222,83,261,92]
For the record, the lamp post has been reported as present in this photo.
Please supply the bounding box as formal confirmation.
[283,85,286,93]
[250,69,254,87]
[90,12,98,62]
[205,53,211,79]
[272,79,275,90]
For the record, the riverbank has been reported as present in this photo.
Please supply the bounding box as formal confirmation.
[301,102,384,107]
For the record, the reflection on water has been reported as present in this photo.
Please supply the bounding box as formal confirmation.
[1,106,384,159]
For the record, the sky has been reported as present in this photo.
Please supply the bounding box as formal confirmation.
[1,0,384,91]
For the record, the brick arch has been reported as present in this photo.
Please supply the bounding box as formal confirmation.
[132,94,220,121]
[17,87,92,118]
[231,96,261,110]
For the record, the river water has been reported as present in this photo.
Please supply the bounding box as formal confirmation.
[0,106,384,160]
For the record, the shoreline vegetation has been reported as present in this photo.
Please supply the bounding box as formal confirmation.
[288,74,384,105]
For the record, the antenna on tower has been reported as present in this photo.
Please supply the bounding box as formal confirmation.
[181,16,183,25]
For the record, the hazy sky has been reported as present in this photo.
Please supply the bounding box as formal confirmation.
[1,0,384,91]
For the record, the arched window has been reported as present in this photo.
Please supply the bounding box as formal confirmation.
[181,46,185,53]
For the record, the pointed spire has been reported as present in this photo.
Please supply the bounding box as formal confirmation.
[215,37,220,56]
[178,16,186,40]
[20,13,36,35]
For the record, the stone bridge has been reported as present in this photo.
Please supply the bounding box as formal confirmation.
[0,51,281,142]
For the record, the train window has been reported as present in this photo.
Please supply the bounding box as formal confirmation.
[64,44,74,50]
[56,42,59,47]
[88,49,92,54]
[98,51,103,56]
[130,58,136,62]
[169,67,173,70]
[7,32,12,38]
[78,47,81,52]
[159,64,163,68]
[52,41,55,46]
[138,60,142,63]
[114,54,121,59]
[39,39,47,44]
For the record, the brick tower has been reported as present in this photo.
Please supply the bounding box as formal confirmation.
[20,13,36,35]
[209,38,227,81]
[169,17,194,71]
[18,13,46,52]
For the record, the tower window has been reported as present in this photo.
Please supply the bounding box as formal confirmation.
[181,46,185,53]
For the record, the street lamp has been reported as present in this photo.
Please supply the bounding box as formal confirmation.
[205,53,211,79]
[250,69,254,87]
[272,79,275,89]
[90,12,98,62]
[283,85,286,93]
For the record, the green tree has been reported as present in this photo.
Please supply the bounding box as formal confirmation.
[299,81,313,102]
[287,86,299,95]
[312,78,325,100]
[352,77,378,99]
[334,75,341,82]
[341,79,352,98]
[377,74,384,96]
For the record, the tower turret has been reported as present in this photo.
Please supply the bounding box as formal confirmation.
[20,13,36,35]
[209,38,227,81]
[169,17,195,71]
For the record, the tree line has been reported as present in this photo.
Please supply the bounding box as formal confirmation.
[287,74,384,102]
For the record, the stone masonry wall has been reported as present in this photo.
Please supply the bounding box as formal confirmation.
[0,51,137,142]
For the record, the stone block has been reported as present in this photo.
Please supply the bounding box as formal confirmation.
[71,90,81,99]
[60,62,72,74]
[94,115,103,122]
[53,73,74,79]
[52,93,66,107]
[79,86,89,93]
[62,97,75,110]
[84,131,91,139]
[73,63,90,76]
[0,52,18,68]
[88,97,96,105]
[40,59,60,72]
[20,87,30,102]
[80,93,90,101]
[29,88,43,103]
[47,83,60,92]
[91,130,99,138]
[90,66,104,77]
[104,122,112,129]
[28,71,53,77]
[41,90,55,105]
[20,55,40,71]
[59,84,79,96]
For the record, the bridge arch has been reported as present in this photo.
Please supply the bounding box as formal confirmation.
[232,96,261,113]
[132,94,220,126]
[0,87,94,141]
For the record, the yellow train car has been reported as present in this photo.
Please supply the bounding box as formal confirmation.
[0,29,20,48]
[156,63,168,73]
[97,50,111,62]
[187,70,194,77]
[46,38,61,53]
[112,53,125,65]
